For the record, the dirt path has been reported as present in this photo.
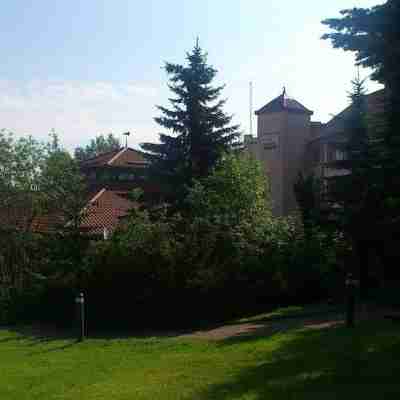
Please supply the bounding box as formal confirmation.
[180,305,400,341]
[5,305,397,342]
[180,314,345,341]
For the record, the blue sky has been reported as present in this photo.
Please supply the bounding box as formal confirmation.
[1,0,383,151]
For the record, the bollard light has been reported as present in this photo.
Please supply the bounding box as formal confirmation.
[75,292,86,341]
[345,273,359,328]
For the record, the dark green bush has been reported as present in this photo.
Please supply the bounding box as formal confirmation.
[1,155,344,329]
[78,210,342,329]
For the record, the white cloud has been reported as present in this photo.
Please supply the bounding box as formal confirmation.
[0,80,163,152]
[0,63,384,155]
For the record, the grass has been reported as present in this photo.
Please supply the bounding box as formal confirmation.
[1,315,400,399]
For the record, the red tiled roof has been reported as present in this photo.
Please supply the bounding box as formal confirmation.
[80,148,148,168]
[1,189,136,237]
[81,189,136,236]
[2,148,153,237]
[0,202,65,234]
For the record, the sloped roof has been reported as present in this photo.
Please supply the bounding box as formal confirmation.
[0,205,65,234]
[309,89,386,144]
[1,189,136,237]
[255,94,313,116]
[80,189,136,236]
[80,147,148,168]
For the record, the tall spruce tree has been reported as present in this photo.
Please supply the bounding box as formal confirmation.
[326,76,370,224]
[322,0,400,284]
[141,41,240,204]
[325,77,377,295]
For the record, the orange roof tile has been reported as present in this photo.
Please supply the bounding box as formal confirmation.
[80,189,136,236]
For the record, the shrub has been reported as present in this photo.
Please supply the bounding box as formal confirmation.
[2,154,344,329]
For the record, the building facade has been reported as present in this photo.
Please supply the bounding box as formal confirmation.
[245,89,384,216]
[79,147,157,236]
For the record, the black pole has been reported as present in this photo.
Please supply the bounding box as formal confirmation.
[346,274,358,328]
[76,292,85,341]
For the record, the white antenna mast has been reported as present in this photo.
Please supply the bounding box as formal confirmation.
[249,81,253,136]
[122,131,130,148]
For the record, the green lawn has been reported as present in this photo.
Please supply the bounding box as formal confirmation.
[1,318,400,399]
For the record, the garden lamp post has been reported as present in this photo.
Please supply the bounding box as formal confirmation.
[75,292,86,341]
[345,273,359,328]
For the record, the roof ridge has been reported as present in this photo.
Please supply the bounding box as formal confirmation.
[107,148,128,166]
[79,148,122,164]
[89,188,107,203]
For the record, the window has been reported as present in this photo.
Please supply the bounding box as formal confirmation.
[262,133,279,149]
[324,145,346,163]
[117,172,136,181]
[335,149,346,161]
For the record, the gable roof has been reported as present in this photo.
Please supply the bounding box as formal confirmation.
[80,147,148,168]
[80,189,136,236]
[255,94,313,116]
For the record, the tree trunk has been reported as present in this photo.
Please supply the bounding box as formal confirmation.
[355,240,369,301]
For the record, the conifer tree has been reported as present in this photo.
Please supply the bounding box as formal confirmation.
[325,76,382,297]
[323,0,400,284]
[141,41,240,203]
[326,76,370,222]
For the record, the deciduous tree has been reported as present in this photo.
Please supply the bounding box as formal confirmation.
[74,133,120,162]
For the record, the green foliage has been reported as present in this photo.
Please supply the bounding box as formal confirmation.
[326,76,373,234]
[0,129,46,215]
[0,130,87,230]
[322,1,400,288]
[294,172,322,235]
[74,133,120,162]
[322,1,400,85]
[322,1,400,240]
[186,153,271,225]
[141,41,240,204]
[40,149,88,232]
[0,141,343,327]
[0,131,88,324]
[81,195,341,329]
[1,138,343,328]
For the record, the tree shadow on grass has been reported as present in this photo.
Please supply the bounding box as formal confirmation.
[0,309,345,346]
[0,324,79,355]
[196,320,400,399]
